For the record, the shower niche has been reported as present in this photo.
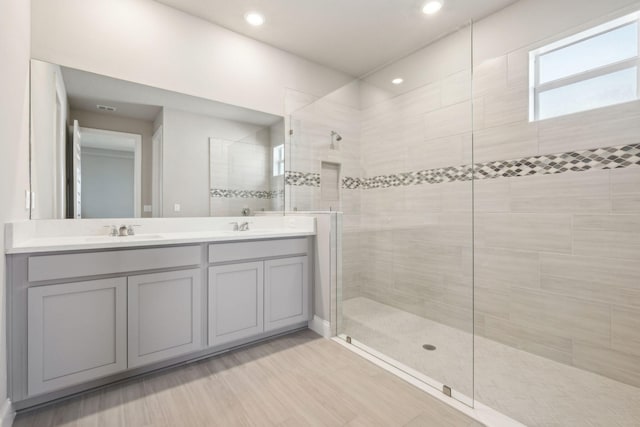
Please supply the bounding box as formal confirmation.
[321,161,341,205]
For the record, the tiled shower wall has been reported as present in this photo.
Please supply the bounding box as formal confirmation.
[354,15,640,388]
[354,72,475,332]
[472,30,640,387]
[287,5,640,389]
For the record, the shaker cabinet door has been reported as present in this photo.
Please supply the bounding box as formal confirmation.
[27,278,127,396]
[264,256,309,332]
[208,262,264,347]
[128,269,202,368]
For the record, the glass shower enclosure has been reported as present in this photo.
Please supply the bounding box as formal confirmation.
[286,3,640,425]
[287,24,475,406]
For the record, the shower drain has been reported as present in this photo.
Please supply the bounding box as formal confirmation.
[422,344,437,351]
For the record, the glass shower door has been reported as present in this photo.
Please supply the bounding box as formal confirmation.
[287,24,475,406]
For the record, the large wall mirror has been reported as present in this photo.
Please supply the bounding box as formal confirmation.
[30,59,285,219]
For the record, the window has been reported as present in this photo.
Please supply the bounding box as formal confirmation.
[273,144,284,176]
[530,12,640,121]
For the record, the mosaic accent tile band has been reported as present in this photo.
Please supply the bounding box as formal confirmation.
[475,143,640,180]
[285,171,321,187]
[288,143,640,190]
[210,188,282,199]
[343,166,474,189]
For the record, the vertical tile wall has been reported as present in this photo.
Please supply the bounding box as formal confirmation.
[472,30,640,387]
[356,70,474,333]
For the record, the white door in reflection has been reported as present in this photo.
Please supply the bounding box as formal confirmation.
[78,127,142,218]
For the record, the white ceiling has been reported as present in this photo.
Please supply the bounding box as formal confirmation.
[156,0,520,76]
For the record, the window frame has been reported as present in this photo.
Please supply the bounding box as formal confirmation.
[529,11,640,121]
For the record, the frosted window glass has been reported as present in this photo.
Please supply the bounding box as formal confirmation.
[273,145,284,176]
[538,67,637,120]
[539,22,638,84]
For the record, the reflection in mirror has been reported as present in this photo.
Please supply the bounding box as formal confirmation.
[75,127,142,218]
[29,59,285,219]
[209,120,285,216]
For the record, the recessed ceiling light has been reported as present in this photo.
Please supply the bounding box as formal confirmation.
[245,11,265,26]
[422,0,443,15]
[392,78,404,85]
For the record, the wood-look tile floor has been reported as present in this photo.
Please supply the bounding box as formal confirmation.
[14,330,482,427]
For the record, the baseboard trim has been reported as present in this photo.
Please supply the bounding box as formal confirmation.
[308,315,331,338]
[0,398,15,427]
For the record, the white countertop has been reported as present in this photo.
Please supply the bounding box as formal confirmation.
[5,217,316,254]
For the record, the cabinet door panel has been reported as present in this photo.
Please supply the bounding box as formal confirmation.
[27,278,127,396]
[264,256,309,331]
[128,269,202,368]
[209,262,263,347]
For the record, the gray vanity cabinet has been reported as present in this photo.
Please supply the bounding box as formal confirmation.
[27,278,127,396]
[208,261,264,347]
[208,256,309,346]
[10,237,312,408]
[264,256,309,332]
[127,269,202,368]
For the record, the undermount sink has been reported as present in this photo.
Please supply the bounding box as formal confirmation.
[83,234,165,243]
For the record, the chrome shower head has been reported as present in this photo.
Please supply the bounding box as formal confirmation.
[331,131,343,142]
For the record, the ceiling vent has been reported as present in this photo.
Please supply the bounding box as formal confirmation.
[96,104,116,112]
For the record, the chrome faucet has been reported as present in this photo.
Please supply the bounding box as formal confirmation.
[104,224,139,236]
[229,221,249,231]
[104,225,118,236]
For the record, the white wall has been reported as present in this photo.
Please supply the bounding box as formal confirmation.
[162,109,268,217]
[30,0,353,117]
[0,0,30,423]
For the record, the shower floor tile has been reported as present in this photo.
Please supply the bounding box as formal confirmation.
[342,297,640,427]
